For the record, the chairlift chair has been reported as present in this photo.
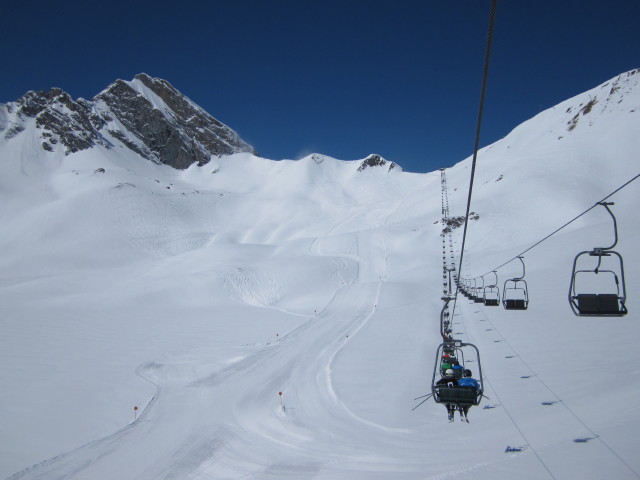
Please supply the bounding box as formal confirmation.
[569,203,627,317]
[431,340,484,408]
[484,271,500,306]
[484,286,500,306]
[459,279,467,297]
[472,289,482,302]
[460,279,469,297]
[465,279,473,299]
[473,278,485,303]
[466,279,475,300]
[503,256,529,310]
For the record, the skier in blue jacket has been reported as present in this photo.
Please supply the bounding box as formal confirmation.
[458,369,479,389]
[457,369,480,422]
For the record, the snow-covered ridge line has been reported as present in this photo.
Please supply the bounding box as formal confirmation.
[0,73,255,169]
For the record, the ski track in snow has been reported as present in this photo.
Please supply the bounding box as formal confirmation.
[8,187,436,480]
[224,267,286,308]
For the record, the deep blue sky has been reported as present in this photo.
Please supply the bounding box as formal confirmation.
[2,1,638,173]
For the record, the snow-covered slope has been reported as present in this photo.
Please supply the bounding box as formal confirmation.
[0,70,639,480]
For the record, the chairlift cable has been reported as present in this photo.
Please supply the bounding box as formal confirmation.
[452,0,498,317]
[479,171,640,278]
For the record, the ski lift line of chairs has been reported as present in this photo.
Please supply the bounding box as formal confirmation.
[432,340,484,408]
[460,279,472,299]
[569,202,627,316]
[464,279,472,298]
[462,279,471,299]
[473,278,485,303]
[503,256,529,310]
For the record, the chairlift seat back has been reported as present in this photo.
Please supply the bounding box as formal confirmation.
[435,386,479,406]
[504,299,527,310]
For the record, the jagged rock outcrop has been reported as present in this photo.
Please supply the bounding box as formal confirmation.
[564,69,639,133]
[357,154,398,172]
[95,73,255,168]
[2,88,111,154]
[441,213,480,235]
[0,73,255,169]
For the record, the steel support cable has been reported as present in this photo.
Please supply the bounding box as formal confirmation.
[478,171,640,277]
[451,0,498,318]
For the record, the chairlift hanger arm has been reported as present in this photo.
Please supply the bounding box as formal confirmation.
[489,270,498,287]
[597,202,618,251]
[479,172,640,279]
[516,256,525,281]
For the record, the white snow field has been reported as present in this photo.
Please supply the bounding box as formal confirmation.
[1,69,639,479]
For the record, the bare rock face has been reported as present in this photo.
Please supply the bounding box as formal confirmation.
[357,154,398,172]
[5,88,110,154]
[95,74,255,168]
[440,212,480,235]
[0,73,255,169]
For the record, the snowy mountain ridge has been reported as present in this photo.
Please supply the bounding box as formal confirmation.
[0,73,255,169]
[488,68,639,154]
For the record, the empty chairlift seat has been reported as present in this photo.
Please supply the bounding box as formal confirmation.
[484,275,500,306]
[568,203,628,317]
[503,257,529,311]
[504,298,527,310]
[573,293,626,316]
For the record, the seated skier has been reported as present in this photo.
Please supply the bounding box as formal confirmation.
[451,361,464,378]
[440,354,452,374]
[457,369,480,422]
[436,368,458,421]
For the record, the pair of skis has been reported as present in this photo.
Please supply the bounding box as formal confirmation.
[412,393,469,422]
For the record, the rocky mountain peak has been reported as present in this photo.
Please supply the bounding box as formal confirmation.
[0,74,255,168]
[357,154,399,172]
[95,73,255,168]
[5,86,109,153]
[133,73,189,114]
